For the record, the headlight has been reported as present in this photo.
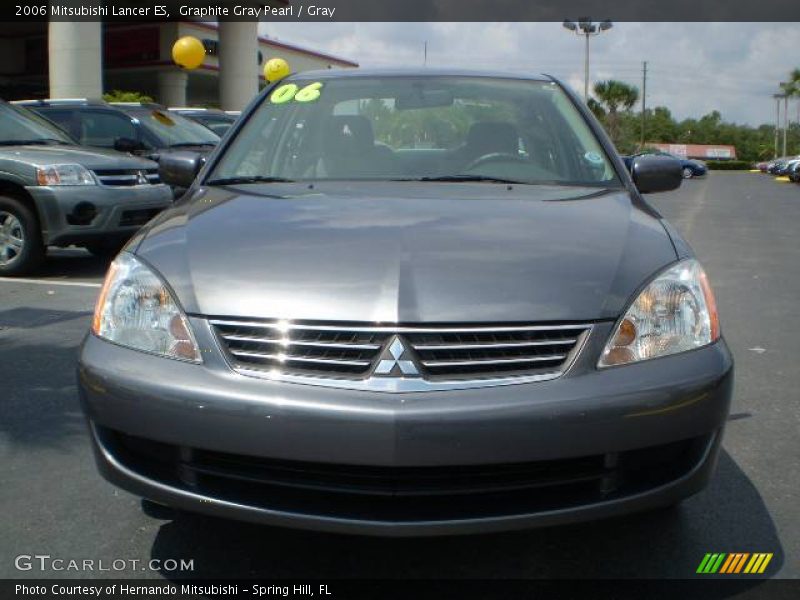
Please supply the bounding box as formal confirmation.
[598,259,720,368]
[92,253,201,362]
[36,164,96,186]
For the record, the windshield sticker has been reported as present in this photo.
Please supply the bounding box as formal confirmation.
[270,82,323,105]
[584,151,603,164]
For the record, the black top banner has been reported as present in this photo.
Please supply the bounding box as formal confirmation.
[3,0,800,22]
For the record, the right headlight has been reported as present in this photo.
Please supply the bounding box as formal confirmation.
[598,258,720,368]
[36,164,96,186]
[92,253,201,362]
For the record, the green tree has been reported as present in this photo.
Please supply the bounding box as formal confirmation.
[102,90,154,103]
[592,80,639,148]
[586,98,606,121]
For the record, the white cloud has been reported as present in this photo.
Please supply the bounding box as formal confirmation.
[259,22,800,125]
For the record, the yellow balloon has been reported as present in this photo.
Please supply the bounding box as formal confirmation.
[264,58,291,83]
[172,36,205,70]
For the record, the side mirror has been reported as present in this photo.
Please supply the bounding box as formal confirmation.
[113,137,145,153]
[158,151,204,189]
[630,155,682,194]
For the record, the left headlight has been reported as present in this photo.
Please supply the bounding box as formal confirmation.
[36,164,96,186]
[598,258,720,368]
[92,253,201,362]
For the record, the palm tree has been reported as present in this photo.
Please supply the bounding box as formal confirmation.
[789,68,800,124]
[592,80,639,147]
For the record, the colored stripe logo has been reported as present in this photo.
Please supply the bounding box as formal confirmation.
[697,553,773,574]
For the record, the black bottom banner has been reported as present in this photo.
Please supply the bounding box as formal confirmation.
[3,579,800,600]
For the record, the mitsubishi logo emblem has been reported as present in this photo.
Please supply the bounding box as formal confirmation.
[136,171,149,185]
[373,336,420,377]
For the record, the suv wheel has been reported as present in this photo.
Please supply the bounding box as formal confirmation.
[0,196,44,276]
[682,167,694,179]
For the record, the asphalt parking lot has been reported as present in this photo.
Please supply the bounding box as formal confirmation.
[1,172,798,582]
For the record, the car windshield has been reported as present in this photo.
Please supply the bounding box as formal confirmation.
[0,103,75,145]
[209,75,620,186]
[123,107,220,147]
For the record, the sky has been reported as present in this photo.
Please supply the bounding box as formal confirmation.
[258,22,800,126]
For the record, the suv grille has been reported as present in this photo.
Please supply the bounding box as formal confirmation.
[210,319,590,383]
[93,169,160,186]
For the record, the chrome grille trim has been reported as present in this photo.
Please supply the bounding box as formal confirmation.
[421,355,567,367]
[209,318,594,393]
[220,333,381,351]
[413,339,577,350]
[228,350,372,367]
[209,319,588,334]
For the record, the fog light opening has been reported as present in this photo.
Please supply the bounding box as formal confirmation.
[67,202,97,225]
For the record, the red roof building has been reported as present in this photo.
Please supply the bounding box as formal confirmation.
[649,143,737,160]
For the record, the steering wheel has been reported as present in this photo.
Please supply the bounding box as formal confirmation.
[464,152,528,172]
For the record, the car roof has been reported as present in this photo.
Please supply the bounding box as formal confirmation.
[284,67,554,82]
[13,98,106,107]
[12,99,169,111]
[169,107,229,115]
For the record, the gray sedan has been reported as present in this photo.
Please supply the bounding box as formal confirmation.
[78,69,732,536]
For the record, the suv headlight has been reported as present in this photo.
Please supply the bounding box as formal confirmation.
[36,164,96,186]
[92,253,201,362]
[598,259,720,368]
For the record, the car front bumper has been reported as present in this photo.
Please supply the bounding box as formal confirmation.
[26,184,172,246]
[78,320,733,536]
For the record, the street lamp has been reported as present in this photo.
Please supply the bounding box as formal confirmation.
[778,82,793,157]
[563,18,613,100]
[773,93,784,159]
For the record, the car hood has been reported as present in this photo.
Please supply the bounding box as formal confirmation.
[134,182,678,323]
[3,144,158,171]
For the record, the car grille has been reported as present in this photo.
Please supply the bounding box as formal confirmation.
[209,319,590,382]
[100,427,711,522]
[93,169,160,186]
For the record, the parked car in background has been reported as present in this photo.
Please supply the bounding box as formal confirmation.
[168,107,238,136]
[772,156,800,176]
[14,99,220,161]
[80,69,732,536]
[755,161,769,173]
[632,149,707,179]
[765,156,798,175]
[0,100,171,275]
[787,159,800,182]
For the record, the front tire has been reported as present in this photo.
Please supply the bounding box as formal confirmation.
[682,167,694,179]
[0,196,44,276]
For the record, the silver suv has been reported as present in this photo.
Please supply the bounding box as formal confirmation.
[0,101,172,275]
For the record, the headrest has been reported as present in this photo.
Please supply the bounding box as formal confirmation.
[465,121,519,156]
[323,115,375,155]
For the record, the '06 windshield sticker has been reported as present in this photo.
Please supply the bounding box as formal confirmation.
[270,82,324,105]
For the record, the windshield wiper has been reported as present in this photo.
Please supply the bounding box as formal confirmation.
[0,139,71,146]
[205,176,296,186]
[395,175,527,184]
[168,142,217,149]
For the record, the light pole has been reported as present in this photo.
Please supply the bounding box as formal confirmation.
[563,18,613,100]
[779,82,791,157]
[773,94,782,159]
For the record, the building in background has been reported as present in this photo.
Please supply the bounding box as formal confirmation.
[648,143,738,161]
[0,21,357,110]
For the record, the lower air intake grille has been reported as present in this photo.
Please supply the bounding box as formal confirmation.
[210,319,590,383]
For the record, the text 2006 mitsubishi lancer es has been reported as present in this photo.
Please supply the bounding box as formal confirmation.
[79,69,732,535]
